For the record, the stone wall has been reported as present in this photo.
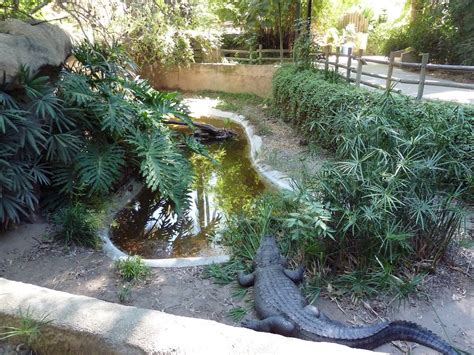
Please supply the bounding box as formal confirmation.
[141,63,278,98]
[0,278,379,354]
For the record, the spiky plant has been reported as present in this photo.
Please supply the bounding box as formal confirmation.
[272,65,473,272]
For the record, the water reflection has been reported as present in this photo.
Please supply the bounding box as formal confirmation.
[111,117,267,258]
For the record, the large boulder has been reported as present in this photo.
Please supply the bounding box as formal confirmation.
[0,19,72,83]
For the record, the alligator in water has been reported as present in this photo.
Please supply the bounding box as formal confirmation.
[238,235,458,355]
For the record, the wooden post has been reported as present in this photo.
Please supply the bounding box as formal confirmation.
[258,44,263,64]
[356,49,363,87]
[417,53,429,100]
[324,45,330,72]
[249,47,252,63]
[386,52,395,91]
[346,47,353,83]
[335,46,340,73]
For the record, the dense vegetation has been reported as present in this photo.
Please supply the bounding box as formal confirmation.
[273,65,472,262]
[377,0,474,65]
[0,42,198,228]
[210,65,473,300]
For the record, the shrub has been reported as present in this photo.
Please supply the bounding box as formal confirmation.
[115,2,220,66]
[272,65,472,272]
[1,41,196,227]
[210,67,471,299]
[115,256,151,282]
[381,1,474,65]
[52,203,101,248]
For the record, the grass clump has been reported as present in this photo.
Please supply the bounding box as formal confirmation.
[52,203,102,248]
[0,307,51,346]
[117,283,133,303]
[227,307,248,323]
[115,255,151,282]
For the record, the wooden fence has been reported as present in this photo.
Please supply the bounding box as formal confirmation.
[217,45,474,100]
[317,46,474,100]
[220,45,292,63]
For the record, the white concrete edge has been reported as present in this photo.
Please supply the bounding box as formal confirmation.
[99,99,293,268]
[99,213,231,268]
[0,278,382,355]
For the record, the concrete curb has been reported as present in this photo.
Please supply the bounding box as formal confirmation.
[0,278,381,354]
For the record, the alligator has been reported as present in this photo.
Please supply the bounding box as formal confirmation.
[238,235,458,355]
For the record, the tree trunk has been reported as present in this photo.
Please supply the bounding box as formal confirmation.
[306,0,313,33]
[410,0,423,23]
[278,1,284,61]
[295,0,301,36]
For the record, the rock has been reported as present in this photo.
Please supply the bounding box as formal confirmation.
[0,19,72,84]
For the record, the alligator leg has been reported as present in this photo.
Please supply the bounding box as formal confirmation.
[283,265,304,283]
[304,305,321,317]
[237,271,255,287]
[242,316,296,336]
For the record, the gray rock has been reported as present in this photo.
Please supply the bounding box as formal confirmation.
[0,19,72,83]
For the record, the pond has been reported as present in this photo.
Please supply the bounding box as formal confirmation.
[110,116,268,258]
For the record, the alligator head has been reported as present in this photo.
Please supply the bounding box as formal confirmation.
[253,235,285,268]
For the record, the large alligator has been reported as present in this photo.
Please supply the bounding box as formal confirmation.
[238,235,458,355]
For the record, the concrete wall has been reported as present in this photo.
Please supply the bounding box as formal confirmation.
[0,278,380,354]
[141,63,278,98]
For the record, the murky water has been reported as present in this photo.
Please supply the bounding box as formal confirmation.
[110,117,268,258]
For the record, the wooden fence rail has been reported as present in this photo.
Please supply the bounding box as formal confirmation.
[314,46,474,100]
[220,47,292,63]
[218,45,474,100]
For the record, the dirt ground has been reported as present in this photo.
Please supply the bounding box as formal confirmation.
[1,97,473,354]
[1,222,472,354]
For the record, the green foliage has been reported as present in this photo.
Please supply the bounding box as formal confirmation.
[115,255,151,282]
[227,307,247,322]
[1,41,195,227]
[113,1,220,66]
[366,22,397,55]
[292,20,317,69]
[0,0,47,20]
[127,129,192,211]
[0,307,51,346]
[383,1,474,65]
[0,66,73,226]
[272,66,472,272]
[117,283,133,303]
[204,261,242,285]
[52,203,101,248]
[211,0,298,49]
[210,64,474,298]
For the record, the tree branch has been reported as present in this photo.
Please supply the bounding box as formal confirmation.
[28,0,52,15]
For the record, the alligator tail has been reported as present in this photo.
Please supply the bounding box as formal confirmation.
[354,320,457,355]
